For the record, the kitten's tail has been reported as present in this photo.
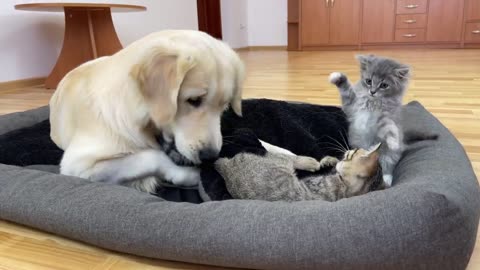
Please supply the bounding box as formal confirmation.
[404,131,438,144]
[329,72,351,92]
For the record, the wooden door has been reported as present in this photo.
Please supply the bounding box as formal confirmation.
[362,0,396,43]
[197,0,222,39]
[329,0,361,45]
[426,0,465,42]
[466,0,480,21]
[301,0,330,46]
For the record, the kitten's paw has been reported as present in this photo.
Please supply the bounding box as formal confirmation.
[386,137,401,150]
[166,166,200,187]
[294,156,321,172]
[383,174,393,188]
[329,72,346,86]
[319,156,339,168]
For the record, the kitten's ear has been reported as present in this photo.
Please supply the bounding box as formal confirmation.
[365,143,382,158]
[395,65,411,80]
[356,54,374,70]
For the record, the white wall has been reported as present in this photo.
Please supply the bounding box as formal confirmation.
[246,0,287,47]
[113,0,198,46]
[2,0,198,82]
[220,0,287,48]
[220,0,248,49]
[1,0,64,82]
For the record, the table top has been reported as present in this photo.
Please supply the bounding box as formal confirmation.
[15,2,146,12]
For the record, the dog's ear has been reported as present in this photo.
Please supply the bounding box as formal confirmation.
[231,60,245,116]
[131,52,196,127]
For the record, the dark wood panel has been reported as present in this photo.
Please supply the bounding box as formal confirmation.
[197,0,222,39]
[288,0,300,22]
[288,23,300,50]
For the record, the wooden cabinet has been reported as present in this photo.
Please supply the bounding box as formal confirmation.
[301,0,329,45]
[427,0,464,42]
[466,0,480,21]
[362,0,396,43]
[394,0,428,43]
[329,0,361,45]
[288,0,479,50]
[301,0,360,46]
[464,0,480,44]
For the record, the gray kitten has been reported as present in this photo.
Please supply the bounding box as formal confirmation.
[215,143,383,202]
[329,54,410,187]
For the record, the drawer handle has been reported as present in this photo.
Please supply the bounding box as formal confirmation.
[405,4,419,9]
[404,19,417,24]
[403,34,417,38]
[472,30,480,34]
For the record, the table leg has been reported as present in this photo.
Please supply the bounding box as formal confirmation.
[45,7,123,89]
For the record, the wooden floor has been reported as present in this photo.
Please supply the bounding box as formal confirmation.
[0,49,479,269]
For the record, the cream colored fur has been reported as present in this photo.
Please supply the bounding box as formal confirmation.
[49,30,244,193]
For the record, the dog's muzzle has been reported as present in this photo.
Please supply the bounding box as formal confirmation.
[198,148,220,163]
[156,135,194,166]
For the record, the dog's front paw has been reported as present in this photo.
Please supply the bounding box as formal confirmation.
[167,166,201,187]
[294,156,321,172]
[329,72,347,86]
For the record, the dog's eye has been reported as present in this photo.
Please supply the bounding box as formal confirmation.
[380,83,389,89]
[365,79,372,86]
[187,97,203,108]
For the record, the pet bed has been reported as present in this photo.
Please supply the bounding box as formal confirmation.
[0,100,478,270]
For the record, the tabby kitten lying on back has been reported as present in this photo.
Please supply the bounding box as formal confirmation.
[329,55,410,187]
[216,143,384,202]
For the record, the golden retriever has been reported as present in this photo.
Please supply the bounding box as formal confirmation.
[49,30,244,193]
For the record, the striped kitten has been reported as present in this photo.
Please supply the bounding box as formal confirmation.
[216,143,384,202]
[329,54,410,187]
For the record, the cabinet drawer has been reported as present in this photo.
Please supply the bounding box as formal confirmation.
[395,29,425,42]
[396,0,428,14]
[396,14,427,28]
[465,23,480,43]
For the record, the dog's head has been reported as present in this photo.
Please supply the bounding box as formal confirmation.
[131,32,244,164]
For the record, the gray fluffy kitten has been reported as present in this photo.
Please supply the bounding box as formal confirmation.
[329,55,410,187]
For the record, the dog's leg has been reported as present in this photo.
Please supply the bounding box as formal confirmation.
[260,140,296,156]
[293,156,321,172]
[90,149,200,189]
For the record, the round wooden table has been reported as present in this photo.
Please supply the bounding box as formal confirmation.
[15,3,146,89]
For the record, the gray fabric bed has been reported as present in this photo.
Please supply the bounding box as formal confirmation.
[0,101,479,270]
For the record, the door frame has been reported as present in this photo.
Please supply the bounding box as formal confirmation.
[197,0,223,39]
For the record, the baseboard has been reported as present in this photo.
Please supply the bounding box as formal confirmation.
[236,46,287,51]
[0,77,46,91]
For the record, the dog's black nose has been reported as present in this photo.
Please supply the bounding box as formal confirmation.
[199,149,219,163]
